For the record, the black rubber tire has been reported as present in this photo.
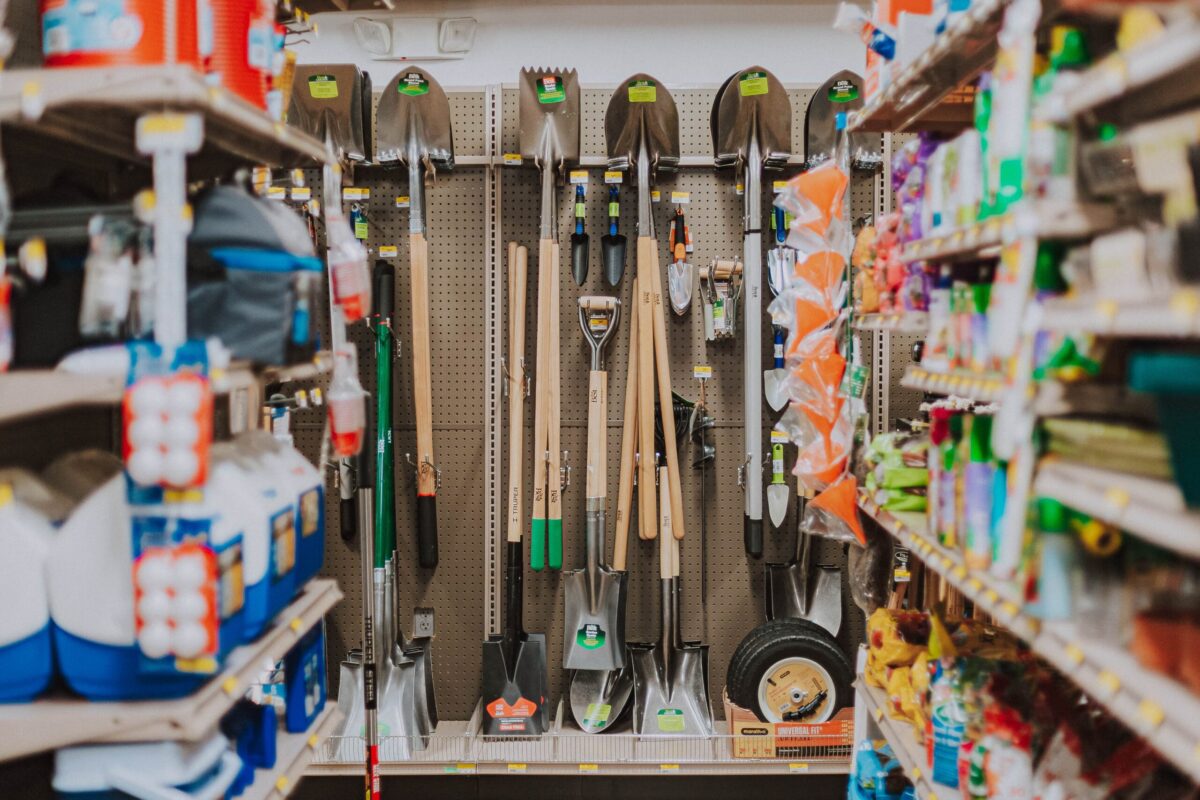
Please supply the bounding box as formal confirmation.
[727,618,855,723]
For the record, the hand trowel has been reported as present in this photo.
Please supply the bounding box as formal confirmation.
[571,184,589,285]
[767,440,790,530]
[764,326,789,413]
[601,185,626,286]
[668,207,693,315]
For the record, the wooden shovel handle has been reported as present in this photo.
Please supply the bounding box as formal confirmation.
[529,238,553,563]
[659,466,672,580]
[636,238,658,541]
[506,244,527,544]
[410,232,438,568]
[586,370,607,500]
[547,242,563,570]
[613,279,639,571]
[648,239,687,541]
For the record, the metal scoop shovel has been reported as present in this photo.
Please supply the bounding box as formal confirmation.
[766,493,843,636]
[631,469,713,737]
[288,64,369,162]
[713,66,791,560]
[563,297,627,671]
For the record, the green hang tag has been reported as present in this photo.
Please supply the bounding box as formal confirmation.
[628,79,657,103]
[576,623,606,650]
[354,219,368,239]
[398,72,430,96]
[307,74,338,99]
[608,201,619,217]
[829,78,860,103]
[842,363,868,399]
[584,703,612,728]
[739,70,769,97]
[656,708,685,732]
[536,75,566,104]
[575,202,585,219]
[713,297,725,320]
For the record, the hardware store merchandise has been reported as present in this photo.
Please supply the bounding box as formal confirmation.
[5,1,1200,799]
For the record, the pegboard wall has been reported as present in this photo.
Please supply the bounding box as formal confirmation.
[300,83,887,725]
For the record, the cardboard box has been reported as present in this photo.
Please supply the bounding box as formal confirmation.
[723,690,855,760]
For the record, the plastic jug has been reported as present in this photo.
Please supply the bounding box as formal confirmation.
[0,486,55,701]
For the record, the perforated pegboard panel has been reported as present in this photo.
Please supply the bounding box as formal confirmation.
[310,83,880,725]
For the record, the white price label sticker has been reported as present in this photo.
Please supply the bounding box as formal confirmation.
[651,190,661,203]
[670,191,690,204]
[503,153,523,166]
[290,187,312,201]
[772,180,788,194]
[693,365,712,379]
[379,245,398,258]
[395,196,410,208]
[267,187,286,200]
[788,763,809,774]
[342,187,367,201]
[604,171,623,184]
[569,170,589,185]
[770,430,789,443]
[735,183,745,196]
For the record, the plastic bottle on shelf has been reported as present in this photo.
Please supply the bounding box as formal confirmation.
[0,485,54,702]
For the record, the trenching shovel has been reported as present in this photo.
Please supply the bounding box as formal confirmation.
[765,491,843,636]
[376,66,454,570]
[764,326,789,413]
[520,67,580,572]
[631,468,713,736]
[713,66,792,560]
[563,297,627,671]
[481,238,547,737]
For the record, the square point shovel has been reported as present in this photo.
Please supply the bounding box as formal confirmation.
[376,66,455,570]
[713,66,791,560]
[766,491,843,636]
[520,67,580,572]
[563,297,627,671]
[631,469,713,737]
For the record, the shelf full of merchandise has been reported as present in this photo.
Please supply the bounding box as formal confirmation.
[855,678,956,800]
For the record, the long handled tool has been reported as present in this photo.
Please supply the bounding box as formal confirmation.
[605,73,684,548]
[376,66,454,569]
[481,241,548,737]
[520,67,580,572]
[713,66,792,560]
[765,488,843,635]
[563,297,627,671]
[359,419,380,798]
[614,277,642,543]
[688,376,714,614]
[630,467,713,736]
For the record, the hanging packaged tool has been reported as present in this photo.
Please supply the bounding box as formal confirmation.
[699,258,743,341]
[571,184,589,285]
[668,207,694,315]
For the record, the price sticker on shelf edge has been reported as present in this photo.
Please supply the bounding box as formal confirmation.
[604,171,623,184]
[379,245,398,259]
[342,187,369,201]
[693,365,712,380]
[1138,699,1164,728]
[579,763,599,774]
[660,764,679,774]
[893,547,911,583]
[651,189,661,203]
[670,191,690,204]
[450,763,476,775]
[503,153,523,166]
[508,763,527,774]
[789,763,809,774]
[267,186,286,200]
[1065,643,1085,666]
[1098,671,1121,694]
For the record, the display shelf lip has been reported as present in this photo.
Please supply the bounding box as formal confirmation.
[900,216,1006,264]
[858,495,1200,783]
[241,706,343,800]
[1039,291,1200,338]
[1034,459,1200,561]
[855,679,956,800]
[0,64,332,168]
[852,312,930,333]
[0,578,342,763]
[900,365,1006,403]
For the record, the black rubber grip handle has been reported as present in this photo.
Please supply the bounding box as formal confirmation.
[340,497,356,542]
[373,260,395,322]
[417,495,438,569]
[744,516,763,560]
[504,539,524,641]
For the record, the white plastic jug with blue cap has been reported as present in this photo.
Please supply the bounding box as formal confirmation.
[0,485,55,702]
[52,732,241,800]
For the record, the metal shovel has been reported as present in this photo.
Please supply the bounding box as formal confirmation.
[520,67,580,572]
[376,66,455,570]
[764,326,789,413]
[563,297,627,671]
[288,64,369,162]
[631,468,713,737]
[713,66,791,560]
[765,493,843,636]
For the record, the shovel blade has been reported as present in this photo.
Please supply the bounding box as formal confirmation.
[765,562,843,637]
[377,653,425,756]
[630,644,713,737]
[375,67,454,168]
[289,65,368,162]
[668,260,694,315]
[400,637,438,736]
[329,657,365,762]
[569,666,634,733]
[481,634,549,737]
[713,67,792,169]
[764,368,789,412]
[518,68,581,168]
[601,233,627,286]
[605,74,680,173]
[571,233,589,285]
[767,483,789,529]
[562,569,627,670]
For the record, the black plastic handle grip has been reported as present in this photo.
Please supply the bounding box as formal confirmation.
[373,260,395,323]
[417,496,438,569]
[744,516,763,560]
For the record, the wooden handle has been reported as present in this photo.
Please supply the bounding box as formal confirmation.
[586,370,607,500]
[529,238,553,564]
[613,279,639,571]
[410,233,436,497]
[636,238,657,541]
[647,240,687,541]
[659,467,672,579]
[506,244,527,544]
[547,242,563,570]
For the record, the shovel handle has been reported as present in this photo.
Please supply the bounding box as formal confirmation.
[636,238,658,541]
[647,240,687,541]
[547,242,563,570]
[586,370,607,500]
[659,467,672,580]
[613,279,639,570]
[410,232,438,568]
[506,244,528,544]
[530,238,554,568]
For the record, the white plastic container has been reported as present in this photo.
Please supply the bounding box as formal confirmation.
[52,732,241,800]
[0,487,55,701]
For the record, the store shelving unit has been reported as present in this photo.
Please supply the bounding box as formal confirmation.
[243,706,343,800]
[900,216,1006,263]
[853,312,930,333]
[855,680,955,800]
[0,579,342,762]
[900,366,1006,402]
[859,497,1200,783]
[1034,460,1200,561]
[1039,292,1200,337]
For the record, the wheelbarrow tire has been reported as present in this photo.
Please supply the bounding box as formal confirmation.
[727,618,854,723]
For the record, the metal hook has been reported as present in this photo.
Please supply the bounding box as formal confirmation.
[737,455,751,489]
[559,450,571,492]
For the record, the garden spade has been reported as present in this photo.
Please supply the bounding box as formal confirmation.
[376,66,454,569]
[630,469,712,737]
[520,67,580,572]
[563,297,627,671]
[713,66,791,560]
[767,441,789,529]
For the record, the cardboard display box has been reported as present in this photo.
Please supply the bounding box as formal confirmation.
[723,690,855,761]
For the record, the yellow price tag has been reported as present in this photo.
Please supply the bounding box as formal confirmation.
[454,763,477,774]
[579,763,599,773]
[660,764,680,773]
[1098,671,1121,694]
[141,114,187,135]
[985,589,999,605]
[1001,602,1019,618]
[1170,290,1199,318]
[789,763,809,773]
[1104,487,1130,509]
[952,566,967,580]
[1096,299,1118,320]
[693,365,713,379]
[502,153,523,166]
[508,763,527,773]
[267,187,287,200]
[569,170,589,185]
[379,245,398,259]
[651,190,661,203]
[911,766,922,779]
[395,196,410,208]
[308,734,319,749]
[1065,643,1085,666]
[289,617,303,632]
[968,579,983,593]
[222,677,240,696]
[290,187,312,201]
[874,707,884,721]
[275,776,288,792]
[603,171,623,184]
[1138,699,1164,727]
[670,191,691,204]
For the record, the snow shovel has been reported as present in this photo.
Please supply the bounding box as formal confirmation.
[764,326,789,413]
[606,73,685,548]
[765,491,843,636]
[520,67,580,572]
[563,297,627,671]
[481,237,547,737]
[376,66,454,570]
[713,66,791,561]
[630,468,712,737]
